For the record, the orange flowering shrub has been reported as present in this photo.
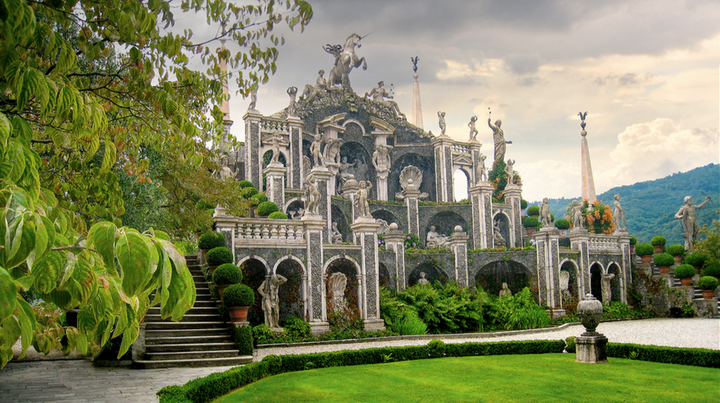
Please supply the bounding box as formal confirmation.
[565,200,615,234]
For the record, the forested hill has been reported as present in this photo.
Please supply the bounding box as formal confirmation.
[532,163,719,245]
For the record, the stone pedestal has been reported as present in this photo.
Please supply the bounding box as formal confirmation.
[351,217,385,332]
[287,116,304,189]
[470,182,494,249]
[503,184,523,248]
[576,333,608,364]
[405,190,421,239]
[263,162,286,210]
[450,226,470,287]
[307,167,334,243]
[213,215,238,261]
[384,225,407,291]
[432,135,454,202]
[534,227,561,308]
[302,218,329,335]
[243,110,263,189]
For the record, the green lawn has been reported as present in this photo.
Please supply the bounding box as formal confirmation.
[214,354,719,403]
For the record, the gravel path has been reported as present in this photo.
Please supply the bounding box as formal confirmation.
[1,318,717,403]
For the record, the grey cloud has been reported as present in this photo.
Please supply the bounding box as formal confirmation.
[505,53,541,75]
[594,73,653,87]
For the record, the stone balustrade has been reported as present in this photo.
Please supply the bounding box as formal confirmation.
[261,118,289,133]
[587,233,621,251]
[234,218,305,243]
[452,143,469,154]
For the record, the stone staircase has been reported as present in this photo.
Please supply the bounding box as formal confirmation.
[132,255,252,369]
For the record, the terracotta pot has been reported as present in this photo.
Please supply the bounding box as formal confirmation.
[641,255,652,265]
[217,284,228,299]
[200,248,209,265]
[654,245,664,254]
[208,265,219,276]
[680,277,692,286]
[701,290,716,300]
[227,306,249,324]
[694,267,701,275]
[526,227,536,237]
[658,266,670,275]
[673,255,683,265]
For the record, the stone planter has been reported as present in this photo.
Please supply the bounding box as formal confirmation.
[654,245,664,254]
[575,294,608,364]
[701,290,716,300]
[680,277,693,286]
[227,306,249,324]
[658,266,670,275]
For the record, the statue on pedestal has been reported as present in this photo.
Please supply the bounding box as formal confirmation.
[248,86,257,111]
[506,159,515,184]
[258,274,287,329]
[488,114,511,164]
[301,70,327,103]
[372,144,393,179]
[426,225,448,249]
[571,200,584,230]
[324,138,343,165]
[303,178,320,216]
[324,33,367,88]
[338,156,357,189]
[365,81,406,119]
[438,111,447,136]
[354,180,373,217]
[540,197,552,227]
[331,222,343,244]
[468,115,478,141]
[286,86,298,116]
[310,133,324,167]
[269,136,281,165]
[476,154,487,183]
[493,220,506,248]
[675,195,711,249]
[613,194,626,232]
[601,273,615,305]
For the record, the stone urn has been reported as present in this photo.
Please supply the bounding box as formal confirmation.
[577,293,603,334]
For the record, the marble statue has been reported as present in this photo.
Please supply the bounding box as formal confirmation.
[376,219,390,235]
[303,178,320,216]
[258,274,287,329]
[468,115,478,141]
[248,86,257,111]
[372,144,393,177]
[493,220,506,247]
[426,225,448,249]
[540,197,552,227]
[559,270,571,304]
[286,86,298,116]
[675,195,711,249]
[571,200,584,230]
[302,156,311,180]
[331,222,343,244]
[301,70,327,102]
[613,194,626,231]
[438,111,447,136]
[269,136,281,165]
[476,154,487,183]
[365,81,406,119]
[338,156,357,187]
[601,273,615,305]
[329,272,348,312]
[355,180,373,217]
[324,138,343,165]
[488,117,510,163]
[324,34,367,87]
[310,133,324,167]
[217,155,238,180]
[499,283,512,297]
[417,272,429,285]
[505,159,515,184]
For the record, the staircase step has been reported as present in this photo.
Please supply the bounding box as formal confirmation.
[145,314,222,323]
[145,328,232,338]
[145,335,233,345]
[147,306,219,315]
[144,350,240,361]
[195,293,214,301]
[146,343,236,353]
[145,321,228,330]
[190,300,219,308]
[132,356,252,369]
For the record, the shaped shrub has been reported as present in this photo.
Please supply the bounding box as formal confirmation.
[666,244,686,257]
[213,264,243,285]
[267,211,288,219]
[224,284,255,307]
[206,247,233,266]
[233,325,254,356]
[198,231,226,250]
[238,180,254,188]
[526,205,540,216]
[284,316,311,338]
[520,199,528,210]
[684,253,706,268]
[702,263,720,278]
[257,201,279,217]
[653,253,674,267]
[630,236,637,246]
[241,187,259,199]
[650,236,667,247]
[635,243,654,256]
[254,193,268,203]
[554,219,570,230]
[248,196,261,207]
[673,264,695,279]
[697,276,719,291]
[522,216,539,228]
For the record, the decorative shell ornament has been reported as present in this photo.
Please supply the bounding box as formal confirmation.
[399,165,423,192]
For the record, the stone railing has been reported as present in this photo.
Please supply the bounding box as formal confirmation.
[588,233,621,251]
[234,219,305,244]
[261,118,289,133]
[452,143,469,154]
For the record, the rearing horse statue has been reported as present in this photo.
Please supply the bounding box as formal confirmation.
[323,33,368,87]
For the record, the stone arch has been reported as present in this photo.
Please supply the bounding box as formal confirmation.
[274,257,306,325]
[339,141,373,188]
[408,261,449,286]
[262,149,287,167]
[474,260,533,298]
[238,257,270,326]
[590,262,604,301]
[389,153,434,202]
[284,197,304,219]
[324,256,362,321]
[371,209,403,233]
[342,119,366,136]
[607,262,622,303]
[559,259,580,304]
[379,263,392,290]
[331,204,351,242]
[452,168,471,202]
[424,211,469,248]
[492,212,511,248]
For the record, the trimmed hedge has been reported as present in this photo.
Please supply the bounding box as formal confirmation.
[267,211,288,219]
[257,201,279,217]
[635,242,654,256]
[238,180,254,188]
[703,263,720,277]
[241,187,259,199]
[653,253,674,267]
[197,231,225,250]
[232,325,253,356]
[650,235,666,247]
[223,284,255,307]
[666,244,686,257]
[630,236,637,246]
[213,264,243,285]
[526,206,540,216]
[520,199,528,210]
[522,216,539,228]
[554,219,570,230]
[673,264,694,279]
[697,276,718,291]
[254,193,268,203]
[607,343,720,368]
[206,247,233,266]
[684,253,706,268]
[157,340,564,403]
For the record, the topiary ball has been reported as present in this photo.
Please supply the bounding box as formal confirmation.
[684,253,706,268]
[213,263,243,285]
[630,236,637,246]
[666,244,686,257]
[248,196,260,207]
[554,219,570,230]
[241,187,259,199]
[206,247,233,266]
[653,253,674,267]
[522,216,539,228]
[527,206,540,216]
[673,264,695,279]
[254,193,268,203]
[520,199,528,210]
[650,236,667,247]
[267,211,288,219]
[223,284,255,307]
[257,201,279,217]
[703,263,720,277]
[635,242,654,256]
[697,276,719,291]
[238,180,254,189]
[198,231,226,250]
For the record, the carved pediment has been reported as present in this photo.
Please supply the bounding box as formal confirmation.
[453,154,473,166]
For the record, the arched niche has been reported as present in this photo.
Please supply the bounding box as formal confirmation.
[339,141,373,189]
[590,262,604,301]
[324,258,361,325]
[425,211,469,248]
[474,260,533,298]
[238,258,270,326]
[492,212,510,248]
[453,168,470,202]
[285,198,305,219]
[408,262,448,286]
[379,263,391,290]
[607,263,621,303]
[275,258,306,325]
[331,204,351,242]
[389,153,435,202]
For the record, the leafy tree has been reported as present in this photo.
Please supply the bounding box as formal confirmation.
[0,0,312,368]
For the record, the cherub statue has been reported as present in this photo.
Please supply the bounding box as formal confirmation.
[505,159,515,184]
[310,133,324,167]
[438,111,447,136]
[354,180,373,217]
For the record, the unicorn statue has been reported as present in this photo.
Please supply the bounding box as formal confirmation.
[323,33,368,87]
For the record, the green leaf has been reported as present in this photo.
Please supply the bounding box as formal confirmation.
[115,230,157,297]
[118,319,139,359]
[0,268,17,320]
[87,221,117,276]
[0,315,21,349]
[32,251,64,294]
[100,140,117,173]
[14,296,35,359]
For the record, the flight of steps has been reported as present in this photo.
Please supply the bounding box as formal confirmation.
[132,255,252,369]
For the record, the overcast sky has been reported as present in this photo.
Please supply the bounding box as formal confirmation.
[181,0,719,202]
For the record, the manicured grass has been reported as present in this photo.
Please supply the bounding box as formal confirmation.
[214,354,719,403]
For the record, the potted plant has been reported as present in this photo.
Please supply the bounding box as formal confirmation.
[629,236,637,255]
[650,236,666,254]
[213,263,243,298]
[197,231,226,264]
[666,244,686,265]
[697,276,718,300]
[702,263,720,281]
[523,216,539,237]
[673,264,695,286]
[635,242,654,265]
[685,253,706,275]
[206,246,233,275]
[653,253,674,275]
[223,284,255,324]
[554,219,570,231]
[257,201,279,217]
[268,211,288,219]
[526,205,540,217]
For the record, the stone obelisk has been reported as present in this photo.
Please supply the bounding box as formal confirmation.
[411,56,423,129]
[579,112,596,202]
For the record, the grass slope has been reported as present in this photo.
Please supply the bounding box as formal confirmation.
[214,354,719,403]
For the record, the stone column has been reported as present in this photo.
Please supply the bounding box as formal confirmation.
[243,110,263,189]
[469,142,482,185]
[404,189,421,239]
[383,224,406,291]
[263,162,286,210]
[503,184,523,248]
[450,226,469,287]
[432,135,454,202]
[534,227,562,311]
[307,167,334,243]
[287,116,304,190]
[302,217,329,335]
[351,217,385,331]
[469,182,494,249]
[617,233,631,304]
[569,229,591,297]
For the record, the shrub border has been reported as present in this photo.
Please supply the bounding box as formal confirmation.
[607,343,720,368]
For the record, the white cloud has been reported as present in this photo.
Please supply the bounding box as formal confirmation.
[516,159,580,202]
